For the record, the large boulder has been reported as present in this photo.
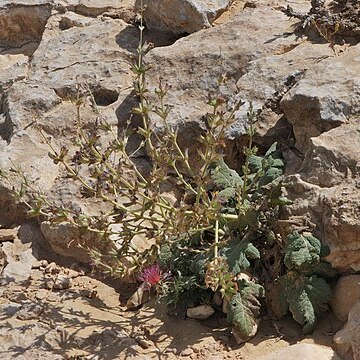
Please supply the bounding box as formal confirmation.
[145,6,305,167]
[281,44,360,152]
[141,0,233,35]
[283,122,360,272]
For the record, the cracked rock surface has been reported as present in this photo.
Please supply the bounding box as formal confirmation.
[0,0,359,357]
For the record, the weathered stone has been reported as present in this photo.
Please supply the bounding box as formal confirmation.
[0,302,21,317]
[334,299,360,360]
[0,323,63,359]
[331,275,360,322]
[283,123,360,272]
[146,6,303,168]
[180,347,194,357]
[281,44,360,152]
[0,3,52,55]
[1,238,37,283]
[255,343,341,360]
[187,304,215,320]
[41,221,115,263]
[16,302,44,320]
[0,228,17,242]
[53,274,72,290]
[141,0,232,35]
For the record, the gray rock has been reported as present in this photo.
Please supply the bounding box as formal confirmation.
[1,239,37,283]
[53,274,72,290]
[281,44,360,152]
[283,123,360,272]
[187,304,215,320]
[0,322,63,359]
[141,0,232,35]
[146,6,302,168]
[0,302,21,317]
[180,347,194,357]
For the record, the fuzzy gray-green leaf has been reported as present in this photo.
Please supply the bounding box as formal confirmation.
[284,232,322,272]
[211,159,243,190]
[227,282,264,338]
[279,274,331,334]
[223,240,260,274]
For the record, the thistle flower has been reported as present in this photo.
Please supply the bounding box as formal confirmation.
[138,264,171,286]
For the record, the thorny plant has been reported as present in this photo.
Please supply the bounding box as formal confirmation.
[1,0,335,342]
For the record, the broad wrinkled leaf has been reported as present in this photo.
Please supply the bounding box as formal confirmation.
[227,281,264,338]
[223,239,260,274]
[211,159,243,192]
[278,274,331,334]
[284,232,322,272]
[259,167,283,187]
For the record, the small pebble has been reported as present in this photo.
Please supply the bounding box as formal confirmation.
[17,302,44,320]
[180,348,194,357]
[53,275,72,290]
[45,262,59,274]
[192,347,200,353]
[35,290,48,300]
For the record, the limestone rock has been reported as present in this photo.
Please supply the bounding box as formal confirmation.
[187,304,215,320]
[283,123,360,272]
[16,302,44,320]
[146,6,303,168]
[0,323,63,359]
[281,44,360,152]
[1,238,38,283]
[40,221,115,263]
[255,343,341,360]
[334,299,360,360]
[0,228,17,242]
[0,302,21,317]
[331,275,360,322]
[141,0,233,35]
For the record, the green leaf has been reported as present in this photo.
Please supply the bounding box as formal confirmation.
[211,159,243,190]
[278,274,331,334]
[259,167,283,187]
[269,157,285,168]
[159,244,172,268]
[248,155,263,172]
[222,239,260,274]
[227,281,264,338]
[284,232,322,272]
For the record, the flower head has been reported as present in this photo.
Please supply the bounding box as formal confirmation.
[138,264,171,286]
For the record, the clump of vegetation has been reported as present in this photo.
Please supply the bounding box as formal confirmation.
[0,0,335,343]
[284,0,359,51]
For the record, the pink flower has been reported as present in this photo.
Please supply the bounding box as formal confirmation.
[138,264,171,286]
